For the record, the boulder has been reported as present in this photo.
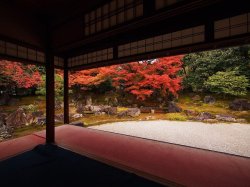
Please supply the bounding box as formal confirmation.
[6,108,28,128]
[83,105,92,111]
[25,114,36,125]
[184,110,199,116]
[55,114,64,122]
[215,114,236,122]
[229,99,250,111]
[85,96,92,105]
[32,111,44,118]
[194,112,214,121]
[192,95,201,101]
[37,117,46,125]
[0,113,7,127]
[118,108,141,117]
[55,100,63,110]
[112,97,119,107]
[127,108,141,117]
[69,121,84,127]
[89,105,104,113]
[0,125,13,140]
[204,96,216,104]
[76,102,84,114]
[168,102,182,113]
[140,107,151,113]
[72,113,83,119]
[103,107,117,115]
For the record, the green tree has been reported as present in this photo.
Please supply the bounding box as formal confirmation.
[36,73,64,101]
[182,46,250,92]
[205,71,249,96]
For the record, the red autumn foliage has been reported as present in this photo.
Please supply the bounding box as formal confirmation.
[112,56,184,100]
[69,55,184,100]
[0,60,42,88]
[69,67,116,88]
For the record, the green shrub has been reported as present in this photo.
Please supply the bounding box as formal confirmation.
[205,71,249,96]
[165,113,188,121]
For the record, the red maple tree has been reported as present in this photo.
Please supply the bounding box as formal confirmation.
[69,67,115,89]
[111,56,183,100]
[69,55,184,100]
[0,60,42,88]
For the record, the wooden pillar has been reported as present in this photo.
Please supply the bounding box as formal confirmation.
[45,38,55,144]
[64,58,69,124]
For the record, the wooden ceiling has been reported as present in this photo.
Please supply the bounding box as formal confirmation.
[0,0,250,69]
[1,0,108,25]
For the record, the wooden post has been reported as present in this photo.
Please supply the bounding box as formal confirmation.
[64,58,69,124]
[45,33,55,144]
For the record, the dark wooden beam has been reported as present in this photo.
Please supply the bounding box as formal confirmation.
[45,34,55,144]
[69,34,250,71]
[64,58,69,124]
[205,21,214,43]
[143,0,155,16]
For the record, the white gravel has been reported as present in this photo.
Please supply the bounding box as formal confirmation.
[89,120,250,157]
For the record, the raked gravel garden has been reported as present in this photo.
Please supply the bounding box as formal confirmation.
[90,120,250,157]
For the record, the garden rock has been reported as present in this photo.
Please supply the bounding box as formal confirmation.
[0,113,7,127]
[112,97,119,107]
[55,100,63,110]
[0,125,13,140]
[83,105,92,111]
[118,108,141,117]
[72,113,83,119]
[215,114,236,122]
[76,102,84,113]
[103,107,117,115]
[168,102,182,113]
[195,112,214,121]
[204,96,216,104]
[32,111,44,118]
[192,95,201,101]
[229,99,250,111]
[85,96,92,105]
[184,110,199,116]
[6,108,28,127]
[90,105,104,113]
[26,114,36,125]
[69,121,84,127]
[37,117,46,125]
[127,108,141,117]
[55,114,64,122]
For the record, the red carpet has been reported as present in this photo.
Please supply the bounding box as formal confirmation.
[0,134,45,160]
[1,125,250,186]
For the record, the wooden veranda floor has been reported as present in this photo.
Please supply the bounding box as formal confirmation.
[0,125,250,186]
